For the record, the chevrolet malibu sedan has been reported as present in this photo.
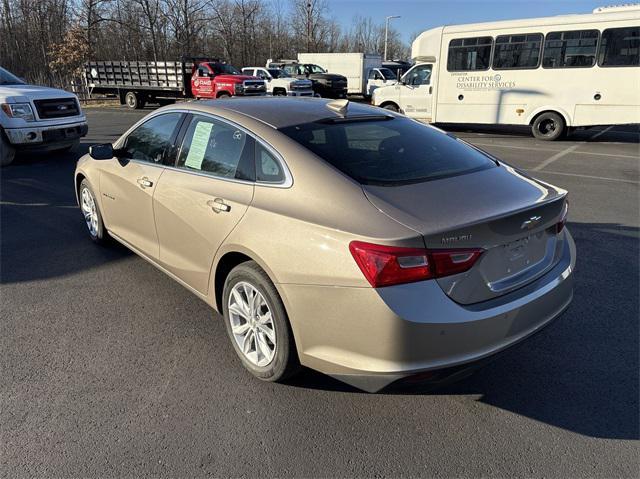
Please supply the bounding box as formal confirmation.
[74,98,575,392]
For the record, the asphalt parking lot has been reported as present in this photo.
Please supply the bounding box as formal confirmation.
[1,107,638,477]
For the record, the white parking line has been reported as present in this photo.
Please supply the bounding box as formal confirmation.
[530,169,639,185]
[532,126,615,171]
[471,142,639,159]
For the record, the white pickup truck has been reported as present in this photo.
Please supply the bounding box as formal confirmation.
[1,66,88,166]
[241,67,313,97]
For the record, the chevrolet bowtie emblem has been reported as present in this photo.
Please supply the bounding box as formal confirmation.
[521,215,542,230]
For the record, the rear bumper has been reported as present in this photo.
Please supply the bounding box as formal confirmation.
[280,229,575,392]
[5,120,88,149]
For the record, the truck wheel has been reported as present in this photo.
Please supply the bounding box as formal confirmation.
[532,112,566,141]
[381,102,399,112]
[0,131,16,167]
[217,92,231,99]
[125,91,146,109]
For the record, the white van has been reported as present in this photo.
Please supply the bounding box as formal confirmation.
[372,5,640,139]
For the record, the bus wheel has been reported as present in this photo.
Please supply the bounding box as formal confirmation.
[125,91,145,109]
[382,102,399,112]
[532,112,565,141]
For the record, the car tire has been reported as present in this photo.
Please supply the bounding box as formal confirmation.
[382,103,399,112]
[0,131,16,167]
[217,92,231,99]
[532,112,566,141]
[79,179,108,244]
[222,261,300,382]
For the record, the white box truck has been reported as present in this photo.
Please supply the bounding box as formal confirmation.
[297,53,396,97]
[372,4,640,140]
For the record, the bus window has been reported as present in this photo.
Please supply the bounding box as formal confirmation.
[493,33,543,69]
[599,27,640,67]
[447,37,493,71]
[543,30,599,68]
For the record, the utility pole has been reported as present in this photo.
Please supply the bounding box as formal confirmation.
[306,1,312,52]
[384,15,400,61]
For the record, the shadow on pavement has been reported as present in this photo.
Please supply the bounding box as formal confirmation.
[442,123,640,143]
[0,145,132,284]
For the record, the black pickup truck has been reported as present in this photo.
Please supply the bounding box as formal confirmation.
[267,61,347,98]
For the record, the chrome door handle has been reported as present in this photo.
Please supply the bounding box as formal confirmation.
[207,198,231,213]
[137,177,153,188]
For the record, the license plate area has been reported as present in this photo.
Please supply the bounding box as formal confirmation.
[485,230,555,292]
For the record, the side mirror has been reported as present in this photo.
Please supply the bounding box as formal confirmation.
[89,143,114,160]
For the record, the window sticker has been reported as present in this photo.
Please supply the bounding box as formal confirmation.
[184,121,214,170]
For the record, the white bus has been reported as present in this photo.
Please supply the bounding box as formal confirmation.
[372,4,640,140]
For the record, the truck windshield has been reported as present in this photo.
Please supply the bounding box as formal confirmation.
[307,64,326,74]
[378,68,397,80]
[279,117,496,186]
[210,63,241,75]
[0,67,25,85]
[268,69,289,78]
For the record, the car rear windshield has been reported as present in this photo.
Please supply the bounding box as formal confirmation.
[279,117,497,186]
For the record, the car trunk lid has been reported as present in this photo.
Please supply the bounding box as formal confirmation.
[363,165,568,304]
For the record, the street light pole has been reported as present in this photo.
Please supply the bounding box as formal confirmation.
[384,15,401,61]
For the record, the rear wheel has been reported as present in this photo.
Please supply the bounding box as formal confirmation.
[532,112,566,141]
[217,92,232,99]
[0,131,16,167]
[125,91,146,109]
[79,179,108,244]
[222,261,300,382]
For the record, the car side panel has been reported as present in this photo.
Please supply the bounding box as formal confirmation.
[154,169,254,295]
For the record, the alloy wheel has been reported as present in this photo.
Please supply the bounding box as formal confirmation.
[80,187,98,237]
[228,281,276,367]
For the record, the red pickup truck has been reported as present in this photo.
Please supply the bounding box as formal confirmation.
[84,59,266,109]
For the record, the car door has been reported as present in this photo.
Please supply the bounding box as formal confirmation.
[400,64,434,121]
[99,112,184,259]
[153,114,256,294]
[367,69,386,96]
[193,64,214,98]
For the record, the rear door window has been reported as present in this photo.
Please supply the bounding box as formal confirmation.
[177,115,254,181]
[280,118,496,186]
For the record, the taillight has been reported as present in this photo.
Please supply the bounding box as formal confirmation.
[349,241,483,288]
[556,201,569,233]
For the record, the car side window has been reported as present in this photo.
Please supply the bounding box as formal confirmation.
[177,115,254,181]
[255,143,284,183]
[123,113,182,164]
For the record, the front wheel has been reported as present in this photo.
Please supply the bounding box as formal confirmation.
[532,112,566,141]
[217,92,232,99]
[79,179,108,244]
[382,102,399,112]
[0,132,16,166]
[222,261,300,382]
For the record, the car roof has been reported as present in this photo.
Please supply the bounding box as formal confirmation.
[188,97,395,129]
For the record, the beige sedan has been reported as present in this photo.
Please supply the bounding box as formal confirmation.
[75,98,574,392]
